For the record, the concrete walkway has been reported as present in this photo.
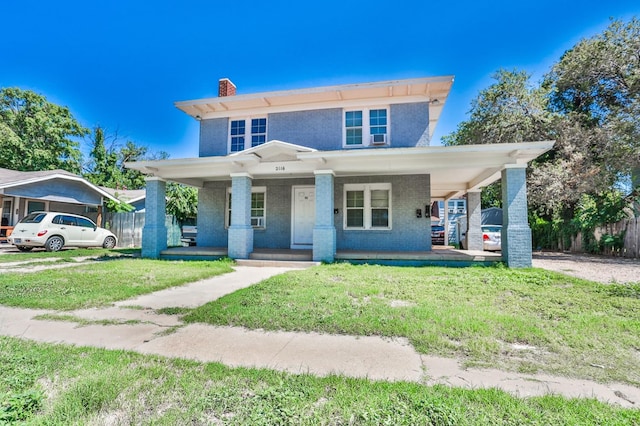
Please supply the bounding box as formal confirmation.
[1,265,639,408]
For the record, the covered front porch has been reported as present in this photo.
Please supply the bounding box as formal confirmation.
[126,140,554,268]
[159,246,502,267]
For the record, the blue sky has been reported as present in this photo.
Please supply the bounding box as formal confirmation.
[2,1,638,159]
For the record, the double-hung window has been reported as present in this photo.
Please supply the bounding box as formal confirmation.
[229,117,267,153]
[344,183,391,230]
[345,111,363,146]
[250,118,267,147]
[226,187,266,229]
[343,107,388,147]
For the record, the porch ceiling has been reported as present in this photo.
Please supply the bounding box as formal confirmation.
[125,141,555,199]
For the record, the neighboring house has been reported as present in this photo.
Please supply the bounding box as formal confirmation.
[431,199,467,244]
[126,77,554,267]
[0,168,120,240]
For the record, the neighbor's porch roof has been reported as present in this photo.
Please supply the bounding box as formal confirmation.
[125,140,555,199]
[0,167,119,204]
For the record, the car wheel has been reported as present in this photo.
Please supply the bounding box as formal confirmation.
[45,236,64,252]
[16,246,33,252]
[103,236,116,249]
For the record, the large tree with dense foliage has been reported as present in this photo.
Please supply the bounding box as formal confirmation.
[441,69,555,209]
[0,88,87,173]
[543,18,640,200]
[442,69,554,147]
[536,18,639,216]
[166,183,198,225]
[444,18,639,220]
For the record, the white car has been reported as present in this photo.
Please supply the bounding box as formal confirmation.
[460,225,502,251]
[8,211,117,252]
[480,225,502,251]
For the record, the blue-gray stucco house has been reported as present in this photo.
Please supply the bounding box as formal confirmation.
[126,77,554,267]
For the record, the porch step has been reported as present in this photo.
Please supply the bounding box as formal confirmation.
[249,249,313,262]
[236,259,320,268]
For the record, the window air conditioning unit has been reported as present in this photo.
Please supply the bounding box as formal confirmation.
[370,134,387,145]
[251,217,265,227]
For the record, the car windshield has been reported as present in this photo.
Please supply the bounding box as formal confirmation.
[19,212,47,224]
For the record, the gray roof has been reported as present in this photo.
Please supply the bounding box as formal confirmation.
[0,167,118,202]
[0,167,78,183]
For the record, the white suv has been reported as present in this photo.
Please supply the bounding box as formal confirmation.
[8,212,117,252]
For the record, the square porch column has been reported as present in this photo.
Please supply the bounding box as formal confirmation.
[228,173,254,259]
[465,190,483,251]
[313,170,336,262]
[142,177,167,258]
[501,165,532,268]
[197,186,226,247]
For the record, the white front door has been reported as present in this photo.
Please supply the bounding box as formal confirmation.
[291,186,315,248]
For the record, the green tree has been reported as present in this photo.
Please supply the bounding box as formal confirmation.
[166,183,198,225]
[85,126,122,187]
[0,88,87,172]
[545,17,640,190]
[444,19,640,219]
[83,129,168,191]
[118,141,169,190]
[531,18,640,216]
[442,69,554,208]
[442,69,553,146]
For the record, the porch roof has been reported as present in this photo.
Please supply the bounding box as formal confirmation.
[125,140,555,199]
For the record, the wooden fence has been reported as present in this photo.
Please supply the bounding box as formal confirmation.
[104,212,181,248]
[569,217,640,259]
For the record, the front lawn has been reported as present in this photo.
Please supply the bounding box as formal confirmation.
[1,337,637,425]
[0,247,139,264]
[0,257,234,310]
[185,263,640,385]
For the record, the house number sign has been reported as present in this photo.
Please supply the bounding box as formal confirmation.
[275,166,285,172]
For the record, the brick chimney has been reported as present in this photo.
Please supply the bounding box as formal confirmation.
[218,78,236,97]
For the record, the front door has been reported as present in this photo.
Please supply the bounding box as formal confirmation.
[291,186,315,248]
[1,199,13,227]
[1,199,13,239]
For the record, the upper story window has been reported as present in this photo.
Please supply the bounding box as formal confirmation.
[447,199,466,214]
[229,117,268,153]
[343,108,389,147]
[251,118,267,147]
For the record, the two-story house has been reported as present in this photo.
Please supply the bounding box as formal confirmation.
[126,77,553,267]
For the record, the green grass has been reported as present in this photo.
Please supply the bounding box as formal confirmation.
[0,258,234,310]
[0,247,139,264]
[185,263,640,385]
[33,313,144,327]
[1,337,638,425]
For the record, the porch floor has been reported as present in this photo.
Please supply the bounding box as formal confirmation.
[160,246,502,266]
